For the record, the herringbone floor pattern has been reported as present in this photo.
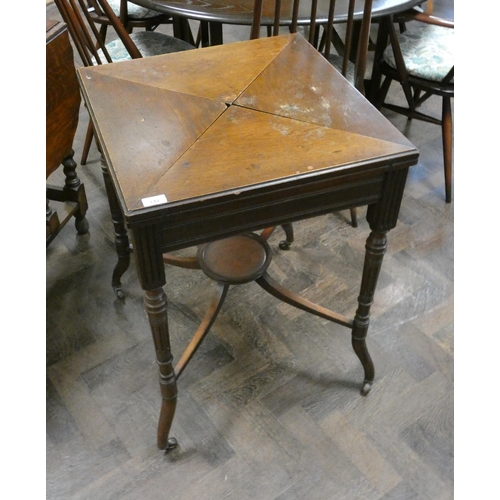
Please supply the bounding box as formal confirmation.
[46,3,453,498]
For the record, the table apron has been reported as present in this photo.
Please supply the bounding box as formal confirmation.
[130,160,411,253]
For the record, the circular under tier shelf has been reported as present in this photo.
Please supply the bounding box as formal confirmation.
[198,233,272,285]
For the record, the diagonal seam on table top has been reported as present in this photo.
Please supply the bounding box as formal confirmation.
[80,32,411,148]
[130,105,416,210]
[233,34,414,148]
[78,35,297,204]
[79,70,227,200]
[80,34,295,104]
[78,32,417,212]
[81,73,415,211]
[126,37,293,201]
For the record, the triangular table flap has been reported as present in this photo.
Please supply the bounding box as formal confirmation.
[134,106,415,208]
[81,71,227,205]
[235,34,414,147]
[82,34,295,104]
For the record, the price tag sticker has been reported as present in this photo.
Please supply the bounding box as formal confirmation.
[141,194,168,207]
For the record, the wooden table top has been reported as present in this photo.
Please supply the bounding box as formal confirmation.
[78,34,416,227]
[130,0,424,25]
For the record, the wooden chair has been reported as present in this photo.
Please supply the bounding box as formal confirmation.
[54,0,195,165]
[251,0,375,227]
[86,0,170,42]
[371,7,454,202]
[252,0,373,92]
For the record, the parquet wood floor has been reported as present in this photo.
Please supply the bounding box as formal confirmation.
[46,4,453,498]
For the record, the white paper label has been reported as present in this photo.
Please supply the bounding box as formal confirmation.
[141,194,168,207]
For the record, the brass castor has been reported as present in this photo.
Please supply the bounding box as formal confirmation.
[279,239,292,250]
[361,381,372,396]
[164,437,178,453]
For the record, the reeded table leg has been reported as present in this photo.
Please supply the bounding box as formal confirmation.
[132,224,178,450]
[352,230,387,395]
[354,166,409,395]
[144,288,178,451]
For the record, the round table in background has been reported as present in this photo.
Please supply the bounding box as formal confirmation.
[130,0,425,46]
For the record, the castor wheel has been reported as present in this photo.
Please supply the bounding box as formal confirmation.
[279,239,292,250]
[164,437,178,453]
[360,381,372,396]
[113,286,125,300]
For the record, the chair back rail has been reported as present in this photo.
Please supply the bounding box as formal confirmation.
[54,0,141,66]
[251,0,374,93]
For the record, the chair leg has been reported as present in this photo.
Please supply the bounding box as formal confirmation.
[374,76,392,110]
[62,150,89,235]
[349,207,358,228]
[415,90,433,108]
[97,23,108,47]
[81,121,94,165]
[442,96,453,203]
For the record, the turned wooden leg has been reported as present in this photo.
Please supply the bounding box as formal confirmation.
[81,121,94,165]
[132,223,178,450]
[62,150,89,235]
[145,288,178,451]
[101,157,130,299]
[349,207,358,228]
[352,230,387,395]
[355,166,409,395]
[442,96,453,203]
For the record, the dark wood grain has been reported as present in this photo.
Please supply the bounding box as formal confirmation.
[46,20,81,178]
[46,2,453,498]
[78,27,420,450]
[131,0,424,25]
[46,20,89,245]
